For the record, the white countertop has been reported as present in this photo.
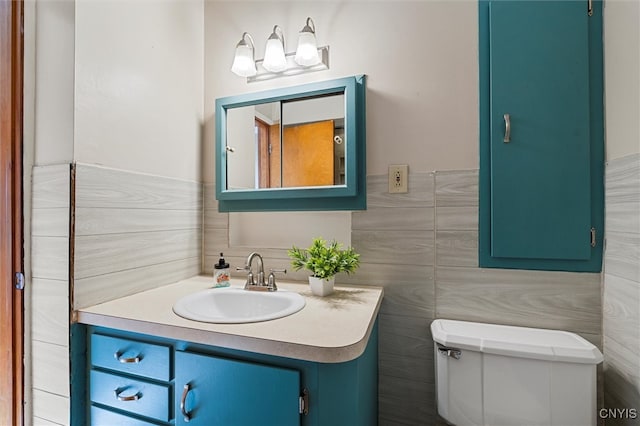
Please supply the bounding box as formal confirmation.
[76,276,383,363]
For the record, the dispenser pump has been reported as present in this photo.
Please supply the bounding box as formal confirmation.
[216,252,229,269]
[213,252,230,287]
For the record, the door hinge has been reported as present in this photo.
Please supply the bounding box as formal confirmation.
[268,143,272,155]
[15,272,25,290]
[588,0,593,16]
[299,388,309,415]
[590,227,597,247]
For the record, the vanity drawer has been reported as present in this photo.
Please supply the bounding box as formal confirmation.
[91,334,171,381]
[90,370,171,422]
[90,405,163,426]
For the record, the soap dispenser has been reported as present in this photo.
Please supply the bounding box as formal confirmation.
[213,253,230,288]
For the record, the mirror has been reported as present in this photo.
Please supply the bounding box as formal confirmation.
[216,75,366,212]
[226,94,345,190]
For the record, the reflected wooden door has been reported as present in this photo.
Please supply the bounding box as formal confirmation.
[282,120,334,187]
[268,124,281,188]
[0,0,24,424]
[257,121,283,189]
[256,119,270,188]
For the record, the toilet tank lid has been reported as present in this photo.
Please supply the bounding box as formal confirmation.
[431,319,603,364]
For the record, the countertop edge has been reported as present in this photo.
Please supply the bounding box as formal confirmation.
[75,279,383,363]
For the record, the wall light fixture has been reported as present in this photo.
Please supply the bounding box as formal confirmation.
[230,32,257,78]
[231,17,329,83]
[263,25,287,72]
[295,17,321,66]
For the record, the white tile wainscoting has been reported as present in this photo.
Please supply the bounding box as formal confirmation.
[72,164,202,309]
[32,161,629,425]
[31,164,71,425]
[30,163,203,425]
[603,153,640,424]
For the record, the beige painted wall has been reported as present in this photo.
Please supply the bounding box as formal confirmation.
[203,0,479,183]
[604,0,640,160]
[34,0,75,165]
[74,0,204,181]
[204,0,478,244]
[29,1,205,423]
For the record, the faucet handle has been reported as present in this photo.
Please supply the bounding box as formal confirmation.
[267,269,286,291]
[236,266,254,288]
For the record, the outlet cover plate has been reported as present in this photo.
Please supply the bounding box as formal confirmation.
[388,165,408,193]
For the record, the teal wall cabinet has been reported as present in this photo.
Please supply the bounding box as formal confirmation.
[479,0,604,272]
[79,324,378,425]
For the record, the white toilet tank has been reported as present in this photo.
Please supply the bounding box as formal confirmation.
[431,319,603,426]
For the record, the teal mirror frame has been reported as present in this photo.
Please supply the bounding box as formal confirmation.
[215,75,366,212]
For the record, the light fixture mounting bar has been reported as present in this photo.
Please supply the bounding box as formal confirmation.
[248,46,329,83]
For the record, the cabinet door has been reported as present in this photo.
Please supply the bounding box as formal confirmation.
[479,0,604,271]
[175,351,301,426]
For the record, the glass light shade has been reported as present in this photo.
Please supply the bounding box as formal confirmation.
[231,43,257,77]
[263,37,287,73]
[295,31,320,66]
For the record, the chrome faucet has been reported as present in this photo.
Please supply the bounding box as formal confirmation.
[237,252,265,288]
[236,252,285,292]
[236,251,287,291]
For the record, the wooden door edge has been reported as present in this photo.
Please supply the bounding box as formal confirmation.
[11,0,25,424]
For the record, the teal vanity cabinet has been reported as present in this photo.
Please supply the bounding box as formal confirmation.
[174,351,301,425]
[79,323,378,426]
[88,334,173,425]
[479,0,604,272]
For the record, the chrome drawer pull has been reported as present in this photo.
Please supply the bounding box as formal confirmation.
[114,351,142,364]
[114,387,142,402]
[180,383,192,422]
[503,113,511,143]
[438,346,462,360]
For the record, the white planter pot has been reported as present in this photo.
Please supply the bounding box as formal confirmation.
[309,276,335,296]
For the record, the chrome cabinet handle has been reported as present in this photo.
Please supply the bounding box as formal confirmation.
[503,113,511,143]
[114,387,142,402]
[114,351,141,364]
[180,383,192,422]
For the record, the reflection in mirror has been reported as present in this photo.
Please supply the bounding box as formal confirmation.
[282,94,345,187]
[226,102,280,190]
[225,93,345,191]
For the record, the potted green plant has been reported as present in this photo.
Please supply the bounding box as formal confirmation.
[288,237,360,296]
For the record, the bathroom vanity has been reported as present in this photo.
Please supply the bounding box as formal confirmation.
[72,276,383,426]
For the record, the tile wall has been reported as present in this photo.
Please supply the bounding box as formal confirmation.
[72,163,202,309]
[30,163,203,425]
[31,164,71,425]
[603,153,640,425]
[204,169,603,425]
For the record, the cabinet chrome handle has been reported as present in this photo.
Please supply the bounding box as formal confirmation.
[503,113,511,143]
[114,351,141,364]
[180,383,192,422]
[114,387,142,402]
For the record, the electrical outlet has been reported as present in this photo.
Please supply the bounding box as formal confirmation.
[388,165,408,193]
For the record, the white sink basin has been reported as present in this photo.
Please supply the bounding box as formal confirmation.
[172,287,306,324]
